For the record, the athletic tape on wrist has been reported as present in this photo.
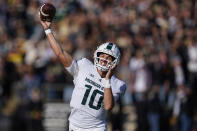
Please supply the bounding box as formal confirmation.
[105,79,111,88]
[45,29,52,35]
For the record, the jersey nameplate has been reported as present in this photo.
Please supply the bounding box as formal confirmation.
[85,77,104,91]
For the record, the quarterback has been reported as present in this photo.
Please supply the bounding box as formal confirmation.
[39,15,126,131]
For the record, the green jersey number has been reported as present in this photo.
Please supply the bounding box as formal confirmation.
[81,84,104,110]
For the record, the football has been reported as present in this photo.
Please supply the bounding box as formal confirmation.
[39,3,56,22]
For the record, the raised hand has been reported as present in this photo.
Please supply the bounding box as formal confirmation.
[105,65,116,80]
[38,12,51,30]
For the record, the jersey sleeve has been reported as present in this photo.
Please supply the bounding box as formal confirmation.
[119,83,126,96]
[65,58,91,78]
[112,79,127,102]
[65,60,79,77]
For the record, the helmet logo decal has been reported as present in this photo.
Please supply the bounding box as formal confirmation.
[106,43,113,50]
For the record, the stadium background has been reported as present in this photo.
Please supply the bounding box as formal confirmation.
[0,0,197,131]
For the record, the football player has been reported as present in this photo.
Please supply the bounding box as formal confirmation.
[39,15,126,131]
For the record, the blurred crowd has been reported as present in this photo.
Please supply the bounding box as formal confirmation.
[0,0,197,131]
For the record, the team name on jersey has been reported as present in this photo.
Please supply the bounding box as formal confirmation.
[85,77,104,91]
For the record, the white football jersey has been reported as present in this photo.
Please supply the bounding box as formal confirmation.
[65,58,126,128]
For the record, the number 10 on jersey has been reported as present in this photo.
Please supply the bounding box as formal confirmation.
[81,84,104,110]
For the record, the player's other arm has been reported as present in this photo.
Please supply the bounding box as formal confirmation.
[39,15,73,67]
[104,86,114,111]
[103,68,114,110]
